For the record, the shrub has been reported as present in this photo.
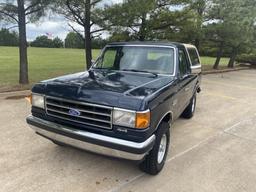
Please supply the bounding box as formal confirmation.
[0,28,18,46]
[31,35,53,48]
[236,53,256,65]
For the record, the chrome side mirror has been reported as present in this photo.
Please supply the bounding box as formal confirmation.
[191,65,201,74]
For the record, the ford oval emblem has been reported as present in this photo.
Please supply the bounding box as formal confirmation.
[68,108,81,116]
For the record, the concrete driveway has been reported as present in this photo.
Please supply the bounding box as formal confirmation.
[1,69,256,192]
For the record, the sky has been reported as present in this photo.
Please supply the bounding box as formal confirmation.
[0,0,122,41]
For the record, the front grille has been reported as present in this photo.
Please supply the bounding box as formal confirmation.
[45,96,113,129]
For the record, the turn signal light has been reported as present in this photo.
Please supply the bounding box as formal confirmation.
[136,110,150,129]
[25,94,32,104]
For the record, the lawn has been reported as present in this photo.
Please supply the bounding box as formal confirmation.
[0,46,100,89]
[0,46,229,91]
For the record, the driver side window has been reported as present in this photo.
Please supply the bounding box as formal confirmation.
[179,49,190,77]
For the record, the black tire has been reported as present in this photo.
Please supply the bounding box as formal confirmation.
[181,93,196,119]
[140,122,170,175]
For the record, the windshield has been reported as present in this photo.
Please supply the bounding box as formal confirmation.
[93,46,175,75]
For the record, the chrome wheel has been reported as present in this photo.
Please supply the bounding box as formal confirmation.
[157,134,167,164]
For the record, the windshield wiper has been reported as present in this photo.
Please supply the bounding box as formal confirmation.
[121,69,158,77]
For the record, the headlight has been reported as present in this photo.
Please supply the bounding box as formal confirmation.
[113,108,150,129]
[31,94,45,109]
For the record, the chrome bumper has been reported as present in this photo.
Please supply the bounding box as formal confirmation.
[27,115,155,161]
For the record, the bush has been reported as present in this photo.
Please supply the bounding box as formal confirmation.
[30,36,63,48]
[0,28,18,46]
[31,35,53,48]
[236,53,256,65]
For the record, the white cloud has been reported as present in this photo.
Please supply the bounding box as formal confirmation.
[26,19,70,41]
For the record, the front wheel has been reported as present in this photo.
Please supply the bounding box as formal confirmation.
[140,122,170,175]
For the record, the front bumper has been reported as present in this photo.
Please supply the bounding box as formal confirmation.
[26,115,155,161]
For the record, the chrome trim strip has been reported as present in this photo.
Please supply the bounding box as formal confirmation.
[155,111,173,131]
[46,96,113,110]
[28,115,155,160]
[47,108,111,123]
[46,102,111,117]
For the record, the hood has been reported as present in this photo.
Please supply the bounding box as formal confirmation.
[33,70,174,110]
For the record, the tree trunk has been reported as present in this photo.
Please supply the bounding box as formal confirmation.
[17,0,29,84]
[213,42,224,69]
[85,0,92,70]
[138,14,146,41]
[228,47,237,68]
[195,38,200,50]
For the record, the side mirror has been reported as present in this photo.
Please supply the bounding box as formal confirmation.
[191,65,201,74]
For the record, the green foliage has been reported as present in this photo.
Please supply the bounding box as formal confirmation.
[0,0,52,24]
[0,28,18,46]
[52,37,64,48]
[108,31,132,42]
[104,0,177,41]
[64,32,84,49]
[30,36,63,48]
[208,0,256,67]
[91,38,108,49]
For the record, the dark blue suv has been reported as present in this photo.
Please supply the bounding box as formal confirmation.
[27,42,201,175]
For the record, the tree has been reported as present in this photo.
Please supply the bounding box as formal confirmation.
[0,0,51,84]
[30,35,53,47]
[204,23,230,69]
[30,35,63,48]
[55,0,107,70]
[0,28,19,46]
[108,31,132,42]
[188,0,208,49]
[209,0,256,68]
[104,0,170,41]
[64,32,84,48]
[52,37,63,48]
[91,37,107,49]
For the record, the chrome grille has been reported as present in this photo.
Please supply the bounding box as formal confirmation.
[45,96,113,129]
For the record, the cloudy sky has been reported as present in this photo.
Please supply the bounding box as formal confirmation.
[0,0,122,41]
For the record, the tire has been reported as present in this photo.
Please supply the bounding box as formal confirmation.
[140,122,170,175]
[181,93,196,119]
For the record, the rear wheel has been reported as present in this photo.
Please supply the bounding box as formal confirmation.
[140,122,170,175]
[181,93,196,119]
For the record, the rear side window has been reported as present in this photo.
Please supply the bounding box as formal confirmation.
[187,48,200,66]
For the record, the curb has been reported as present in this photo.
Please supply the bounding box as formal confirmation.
[202,67,252,75]
[0,90,31,98]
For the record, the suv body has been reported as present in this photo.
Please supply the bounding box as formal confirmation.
[27,42,201,174]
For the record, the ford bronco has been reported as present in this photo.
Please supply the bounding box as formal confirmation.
[27,42,201,175]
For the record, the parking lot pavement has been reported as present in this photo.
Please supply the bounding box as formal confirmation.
[0,69,256,192]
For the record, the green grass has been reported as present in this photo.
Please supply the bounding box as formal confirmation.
[200,56,229,66]
[0,46,100,87]
[0,46,229,91]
